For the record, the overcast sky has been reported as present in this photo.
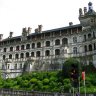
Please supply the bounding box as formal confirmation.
[0,0,96,38]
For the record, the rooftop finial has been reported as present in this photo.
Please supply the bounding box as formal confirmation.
[88,2,93,11]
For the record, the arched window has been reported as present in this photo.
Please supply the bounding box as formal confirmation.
[26,52,29,58]
[16,46,19,51]
[3,55,6,60]
[89,44,92,51]
[9,54,12,59]
[26,44,30,49]
[31,52,34,57]
[73,47,77,54]
[10,47,13,51]
[15,54,19,59]
[46,41,50,47]
[62,38,68,45]
[45,50,50,56]
[88,33,91,38]
[20,53,24,58]
[4,48,7,52]
[21,45,24,50]
[55,39,60,45]
[36,51,40,57]
[55,49,60,55]
[37,42,41,48]
[32,43,35,49]
[73,37,77,43]
[84,45,87,52]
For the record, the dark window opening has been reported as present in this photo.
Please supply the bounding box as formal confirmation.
[55,39,60,45]
[46,41,50,47]
[55,49,60,55]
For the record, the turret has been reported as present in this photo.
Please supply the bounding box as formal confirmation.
[9,32,13,38]
[79,2,96,28]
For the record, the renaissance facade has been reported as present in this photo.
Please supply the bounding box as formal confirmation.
[0,2,96,78]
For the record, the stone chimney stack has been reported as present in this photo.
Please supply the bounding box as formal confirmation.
[84,7,87,15]
[79,8,83,17]
[0,34,3,41]
[69,22,73,26]
[35,28,38,33]
[9,32,13,38]
[28,27,32,35]
[38,25,43,33]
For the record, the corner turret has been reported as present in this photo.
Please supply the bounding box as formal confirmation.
[79,2,96,29]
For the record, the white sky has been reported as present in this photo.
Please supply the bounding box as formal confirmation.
[0,0,96,38]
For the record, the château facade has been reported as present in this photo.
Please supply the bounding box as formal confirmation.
[0,2,96,78]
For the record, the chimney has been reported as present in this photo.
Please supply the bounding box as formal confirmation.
[0,34,3,41]
[84,7,87,15]
[79,8,83,16]
[9,32,13,38]
[69,22,73,26]
[28,27,32,35]
[38,25,43,33]
[35,28,38,33]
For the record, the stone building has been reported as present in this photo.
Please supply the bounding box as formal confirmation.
[0,2,96,78]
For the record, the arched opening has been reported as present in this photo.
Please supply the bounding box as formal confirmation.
[31,52,34,57]
[21,53,24,58]
[55,49,60,55]
[89,44,92,51]
[45,50,50,56]
[36,51,41,57]
[46,41,50,47]
[9,54,12,59]
[15,54,19,59]
[37,42,41,48]
[32,43,35,49]
[26,44,30,49]
[55,39,60,45]
[62,38,68,45]
[21,45,24,50]
[26,52,29,58]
